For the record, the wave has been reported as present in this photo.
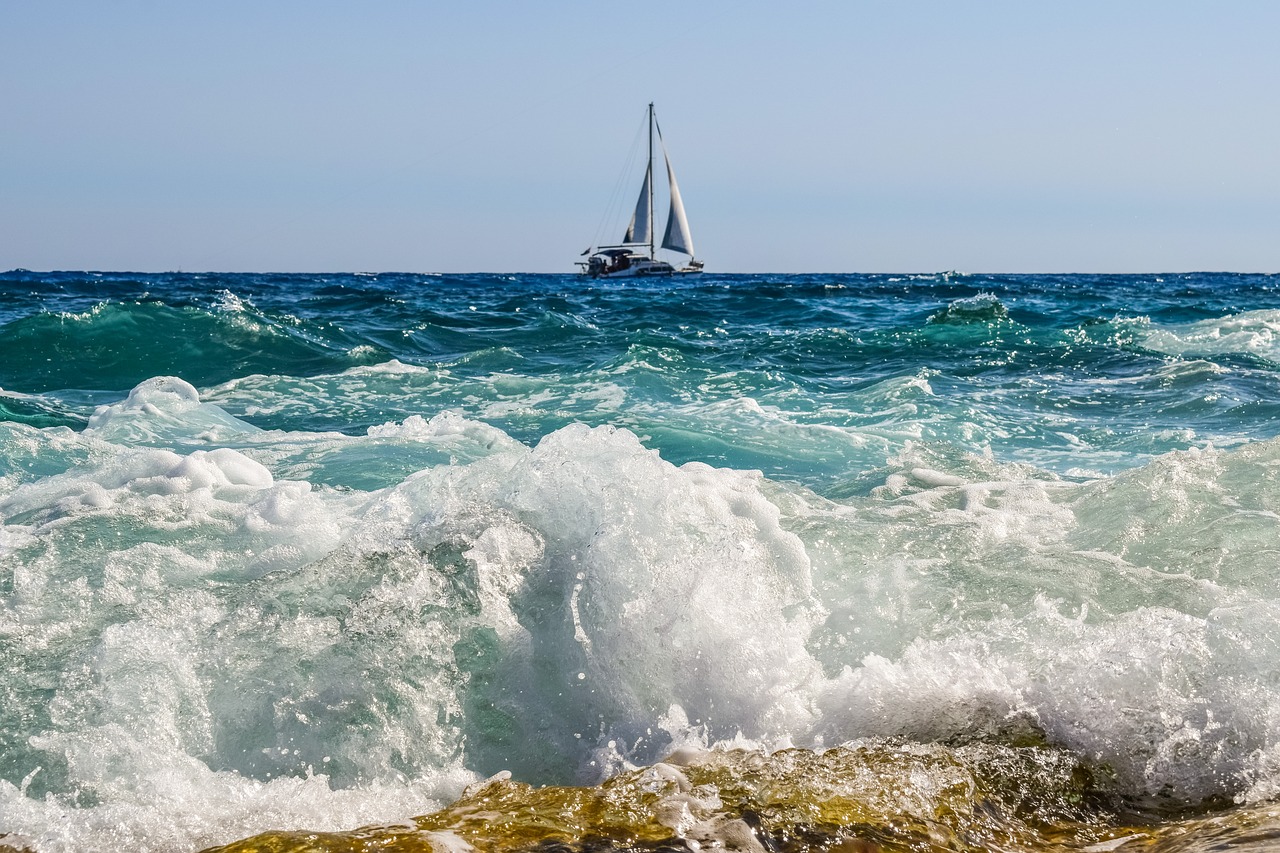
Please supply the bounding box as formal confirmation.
[926,292,1011,325]
[7,378,1280,849]
[0,299,387,393]
[0,389,85,430]
[1141,309,1280,363]
[8,270,1280,851]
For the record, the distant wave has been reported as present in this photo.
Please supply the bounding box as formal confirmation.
[927,292,1010,325]
[1142,308,1280,363]
[0,299,387,392]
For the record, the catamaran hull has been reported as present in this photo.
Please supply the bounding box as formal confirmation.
[584,266,703,279]
[577,250,703,278]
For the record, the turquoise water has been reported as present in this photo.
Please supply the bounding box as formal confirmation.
[5,270,1280,851]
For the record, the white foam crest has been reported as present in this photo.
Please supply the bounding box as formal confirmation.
[52,301,110,322]
[644,395,899,473]
[86,376,261,444]
[790,436,1280,803]
[2,418,829,848]
[856,370,938,409]
[0,441,349,582]
[342,358,439,376]
[4,444,265,515]
[236,411,522,489]
[212,289,252,314]
[370,423,826,775]
[927,292,1010,325]
[1066,441,1280,591]
[811,596,1280,803]
[74,378,522,490]
[1,461,474,849]
[0,422,108,492]
[202,361,451,420]
[1143,309,1280,362]
[366,410,515,444]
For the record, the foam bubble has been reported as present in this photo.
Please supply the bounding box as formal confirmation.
[86,376,260,445]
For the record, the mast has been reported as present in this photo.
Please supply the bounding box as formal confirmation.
[647,102,655,260]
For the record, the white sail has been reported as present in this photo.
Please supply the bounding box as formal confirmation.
[623,163,652,245]
[660,151,694,256]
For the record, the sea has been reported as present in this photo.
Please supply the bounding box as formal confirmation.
[4,269,1280,853]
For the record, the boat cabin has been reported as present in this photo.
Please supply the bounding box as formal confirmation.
[582,247,677,278]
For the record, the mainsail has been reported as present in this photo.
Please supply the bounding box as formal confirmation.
[623,163,652,245]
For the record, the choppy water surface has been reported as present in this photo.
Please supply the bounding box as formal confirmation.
[5,270,1280,852]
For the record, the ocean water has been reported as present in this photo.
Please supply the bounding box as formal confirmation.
[5,270,1280,852]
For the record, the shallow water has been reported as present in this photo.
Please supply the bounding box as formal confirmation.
[3,270,1280,852]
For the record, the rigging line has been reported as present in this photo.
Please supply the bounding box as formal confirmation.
[589,107,648,253]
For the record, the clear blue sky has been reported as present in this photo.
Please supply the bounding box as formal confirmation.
[3,1,1278,273]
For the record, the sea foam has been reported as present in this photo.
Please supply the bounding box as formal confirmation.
[7,377,1280,853]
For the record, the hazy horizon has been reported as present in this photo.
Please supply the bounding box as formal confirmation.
[7,267,1280,276]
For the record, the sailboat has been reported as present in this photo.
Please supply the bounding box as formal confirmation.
[578,103,704,278]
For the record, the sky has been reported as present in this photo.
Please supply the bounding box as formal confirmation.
[2,1,1279,273]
